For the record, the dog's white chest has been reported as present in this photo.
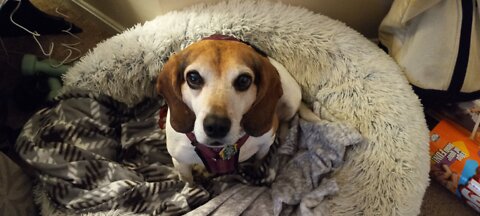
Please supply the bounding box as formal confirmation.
[165,113,203,165]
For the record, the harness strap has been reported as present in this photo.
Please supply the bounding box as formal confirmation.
[186,132,249,175]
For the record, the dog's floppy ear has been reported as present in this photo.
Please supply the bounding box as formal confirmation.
[241,57,283,137]
[156,53,195,133]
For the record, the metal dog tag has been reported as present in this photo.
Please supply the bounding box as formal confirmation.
[219,144,238,160]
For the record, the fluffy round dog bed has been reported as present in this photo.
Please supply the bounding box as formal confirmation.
[43,0,429,215]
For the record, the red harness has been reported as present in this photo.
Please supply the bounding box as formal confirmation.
[159,106,250,175]
[186,132,249,175]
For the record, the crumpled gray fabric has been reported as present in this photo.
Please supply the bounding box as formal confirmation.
[186,116,363,216]
[15,89,362,215]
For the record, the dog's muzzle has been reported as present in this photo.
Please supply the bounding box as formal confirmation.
[203,114,231,139]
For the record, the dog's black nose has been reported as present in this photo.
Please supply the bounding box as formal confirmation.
[203,114,231,138]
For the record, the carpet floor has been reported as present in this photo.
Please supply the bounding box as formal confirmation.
[0,0,477,215]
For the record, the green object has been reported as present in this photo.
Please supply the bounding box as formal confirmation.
[21,54,71,100]
[46,77,62,101]
[21,54,70,77]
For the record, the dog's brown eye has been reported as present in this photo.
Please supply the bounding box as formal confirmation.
[234,74,252,91]
[186,70,204,89]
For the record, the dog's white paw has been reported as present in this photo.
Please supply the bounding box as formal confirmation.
[173,158,194,184]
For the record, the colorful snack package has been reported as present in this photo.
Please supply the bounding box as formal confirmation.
[430,119,480,212]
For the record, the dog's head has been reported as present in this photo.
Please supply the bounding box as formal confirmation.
[157,39,282,146]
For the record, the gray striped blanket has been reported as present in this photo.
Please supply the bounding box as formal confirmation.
[15,89,361,215]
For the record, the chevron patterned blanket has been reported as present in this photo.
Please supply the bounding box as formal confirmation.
[15,89,361,215]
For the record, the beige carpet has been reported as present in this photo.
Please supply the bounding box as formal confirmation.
[1,0,478,215]
[420,180,477,215]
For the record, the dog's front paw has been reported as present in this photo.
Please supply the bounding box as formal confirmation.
[179,174,194,186]
[173,158,194,184]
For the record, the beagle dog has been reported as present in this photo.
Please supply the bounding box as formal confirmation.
[156,35,301,184]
